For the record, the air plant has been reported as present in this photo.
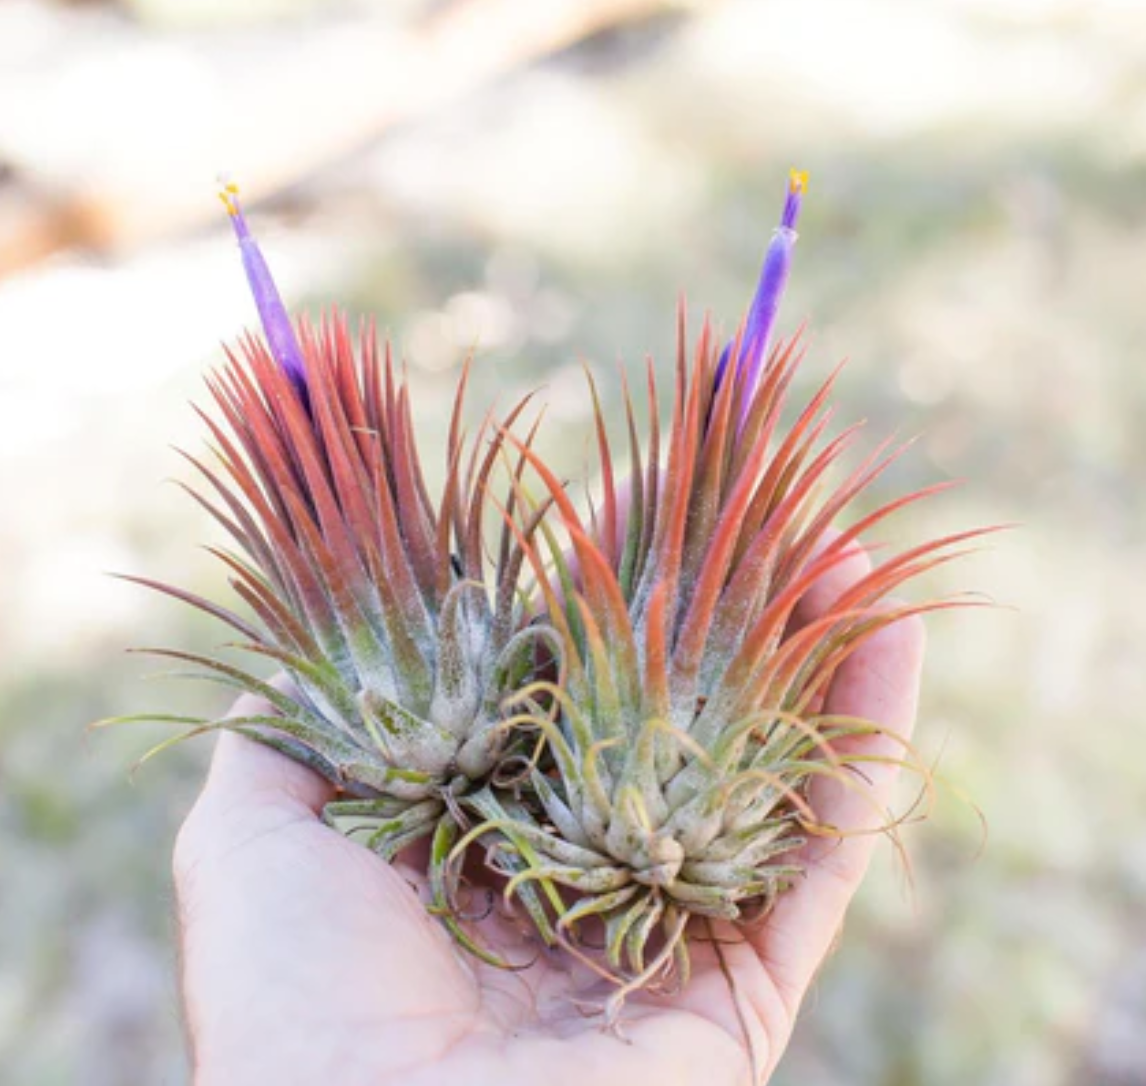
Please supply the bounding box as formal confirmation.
[441,170,982,1017]
[108,170,979,1017]
[107,182,553,888]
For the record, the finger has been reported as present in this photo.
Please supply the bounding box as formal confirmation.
[175,721,479,1079]
[177,686,337,874]
[748,605,925,1020]
[204,694,336,817]
[786,526,872,634]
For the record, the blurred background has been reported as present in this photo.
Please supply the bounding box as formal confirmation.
[1,0,1144,1082]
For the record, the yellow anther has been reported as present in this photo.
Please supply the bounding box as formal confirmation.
[216,174,241,217]
[789,168,809,195]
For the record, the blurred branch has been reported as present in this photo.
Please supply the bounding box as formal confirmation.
[0,0,687,276]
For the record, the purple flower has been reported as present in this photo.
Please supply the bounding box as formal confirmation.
[715,168,808,404]
[218,179,308,396]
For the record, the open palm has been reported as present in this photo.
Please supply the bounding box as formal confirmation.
[175,544,924,1086]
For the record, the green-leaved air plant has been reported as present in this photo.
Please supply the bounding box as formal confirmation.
[107,170,983,1021]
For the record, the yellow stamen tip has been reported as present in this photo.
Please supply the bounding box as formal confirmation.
[789,168,809,195]
[216,173,240,217]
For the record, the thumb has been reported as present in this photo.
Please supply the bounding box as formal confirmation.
[175,688,337,875]
[203,690,337,816]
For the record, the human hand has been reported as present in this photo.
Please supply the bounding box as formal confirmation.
[174,540,924,1086]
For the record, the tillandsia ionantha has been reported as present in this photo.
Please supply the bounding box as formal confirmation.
[107,181,561,936]
[107,169,983,1019]
[435,169,986,1018]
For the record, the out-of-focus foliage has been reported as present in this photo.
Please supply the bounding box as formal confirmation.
[1,1,1144,1083]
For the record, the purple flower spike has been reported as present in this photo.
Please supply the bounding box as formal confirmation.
[218,178,308,396]
[715,169,808,407]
